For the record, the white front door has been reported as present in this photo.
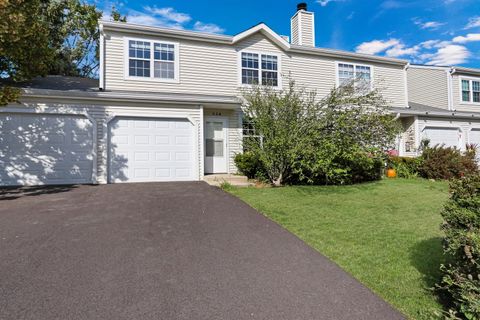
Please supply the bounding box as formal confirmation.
[204,117,228,174]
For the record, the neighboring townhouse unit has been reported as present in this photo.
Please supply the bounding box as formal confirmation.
[400,65,480,156]
[0,3,410,186]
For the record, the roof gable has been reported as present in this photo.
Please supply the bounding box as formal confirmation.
[232,23,290,51]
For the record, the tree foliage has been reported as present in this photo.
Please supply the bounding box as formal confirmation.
[0,0,126,106]
[437,175,480,319]
[241,80,400,186]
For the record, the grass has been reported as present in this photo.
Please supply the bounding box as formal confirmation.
[228,178,450,320]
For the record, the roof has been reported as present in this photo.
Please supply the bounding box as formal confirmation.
[2,76,240,106]
[409,64,480,76]
[393,102,480,119]
[100,21,408,66]
[1,76,99,92]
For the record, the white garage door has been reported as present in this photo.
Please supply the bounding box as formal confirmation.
[108,117,196,183]
[422,127,460,149]
[0,113,94,186]
[469,129,480,159]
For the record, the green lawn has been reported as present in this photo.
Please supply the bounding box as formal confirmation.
[228,178,450,320]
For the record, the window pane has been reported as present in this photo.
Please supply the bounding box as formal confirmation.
[242,69,259,84]
[474,92,480,103]
[262,71,278,86]
[462,79,470,91]
[154,61,175,79]
[473,81,480,103]
[241,52,259,69]
[261,55,278,71]
[338,63,354,85]
[129,59,150,77]
[154,43,175,61]
[205,139,224,157]
[129,40,150,59]
[473,81,480,92]
[463,90,471,102]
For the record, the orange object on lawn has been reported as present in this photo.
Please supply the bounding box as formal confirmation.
[386,169,397,178]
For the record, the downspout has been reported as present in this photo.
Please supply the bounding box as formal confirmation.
[403,63,410,108]
[447,67,455,111]
[99,23,105,91]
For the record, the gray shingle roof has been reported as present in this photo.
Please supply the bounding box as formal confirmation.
[1,76,99,92]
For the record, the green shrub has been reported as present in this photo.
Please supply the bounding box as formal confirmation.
[388,156,422,179]
[419,145,477,180]
[437,175,480,319]
[234,152,266,180]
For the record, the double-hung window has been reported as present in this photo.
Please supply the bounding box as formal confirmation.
[241,52,279,87]
[127,39,178,81]
[462,78,480,103]
[337,62,372,92]
[128,41,151,77]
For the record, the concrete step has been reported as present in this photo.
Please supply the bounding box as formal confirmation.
[203,174,254,187]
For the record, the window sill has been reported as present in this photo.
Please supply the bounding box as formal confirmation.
[123,76,180,84]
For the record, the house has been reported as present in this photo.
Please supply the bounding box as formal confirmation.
[0,3,421,186]
[397,65,480,156]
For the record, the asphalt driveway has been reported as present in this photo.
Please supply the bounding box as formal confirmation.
[0,182,404,320]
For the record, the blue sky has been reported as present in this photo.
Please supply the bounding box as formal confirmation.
[97,0,480,68]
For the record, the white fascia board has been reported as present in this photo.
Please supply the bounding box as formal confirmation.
[232,23,291,51]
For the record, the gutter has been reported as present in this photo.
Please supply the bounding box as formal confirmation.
[20,88,241,106]
[393,108,480,120]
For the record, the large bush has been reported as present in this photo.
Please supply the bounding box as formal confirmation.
[234,152,266,180]
[241,80,400,186]
[437,175,480,319]
[419,143,477,180]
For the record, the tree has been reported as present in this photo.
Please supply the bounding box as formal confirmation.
[0,0,57,104]
[241,80,400,186]
[0,0,126,106]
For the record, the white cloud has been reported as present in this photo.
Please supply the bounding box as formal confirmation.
[355,38,400,55]
[465,16,480,29]
[453,33,480,43]
[193,22,225,34]
[386,44,419,57]
[426,45,470,65]
[316,0,345,6]
[144,6,191,24]
[118,6,224,34]
[412,18,446,30]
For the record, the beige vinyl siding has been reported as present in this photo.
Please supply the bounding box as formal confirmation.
[452,73,480,112]
[105,30,407,108]
[105,31,239,96]
[407,68,449,109]
[291,16,299,45]
[300,12,314,47]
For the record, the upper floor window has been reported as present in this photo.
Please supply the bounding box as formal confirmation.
[337,62,372,92]
[462,78,480,103]
[241,52,279,87]
[126,39,178,82]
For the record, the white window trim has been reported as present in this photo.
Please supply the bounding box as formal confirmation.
[459,76,480,105]
[238,50,282,89]
[335,61,374,91]
[124,37,180,83]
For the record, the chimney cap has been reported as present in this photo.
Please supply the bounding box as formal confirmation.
[297,2,307,11]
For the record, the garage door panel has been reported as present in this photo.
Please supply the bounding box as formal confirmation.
[108,117,196,183]
[422,127,460,149]
[0,114,94,186]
